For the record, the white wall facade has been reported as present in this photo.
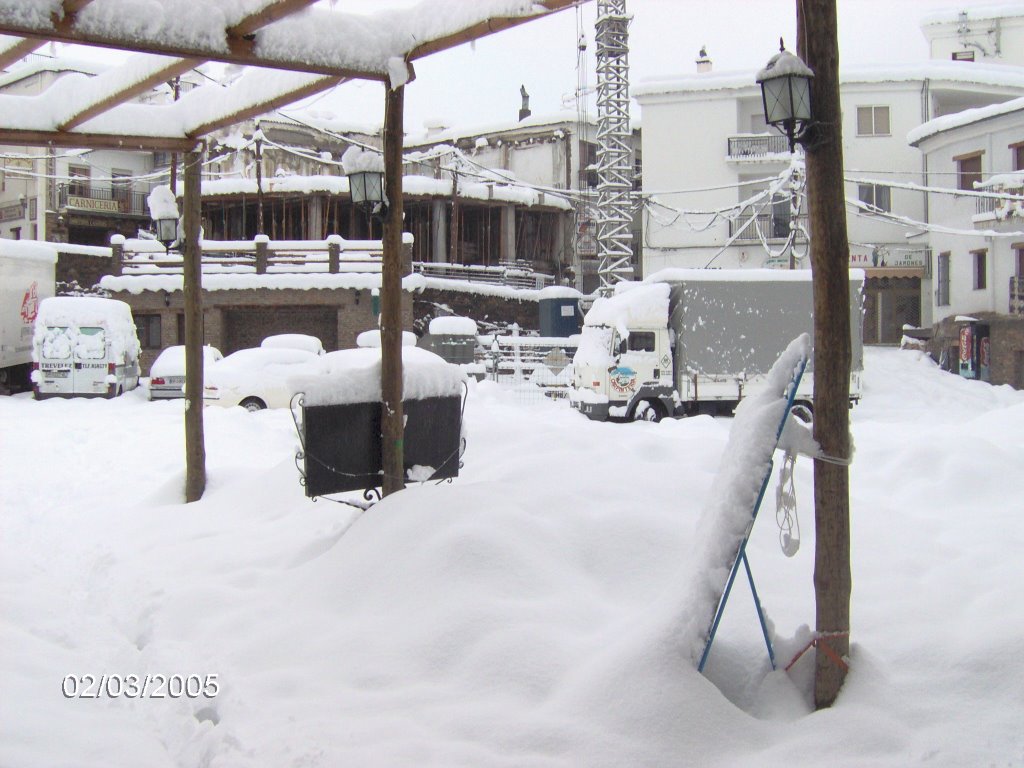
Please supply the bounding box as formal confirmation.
[922,7,1024,67]
[912,104,1024,324]
[635,63,1024,277]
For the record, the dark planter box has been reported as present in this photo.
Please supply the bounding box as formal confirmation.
[301,395,462,497]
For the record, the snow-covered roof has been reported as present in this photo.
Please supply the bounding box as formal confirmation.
[0,237,58,264]
[428,316,478,336]
[920,4,1024,26]
[0,57,107,91]
[404,110,594,146]
[908,95,1024,146]
[100,272,429,295]
[583,283,671,335]
[634,61,1024,99]
[196,174,571,210]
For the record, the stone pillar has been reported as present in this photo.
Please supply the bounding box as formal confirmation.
[327,234,341,274]
[500,204,516,265]
[110,234,124,276]
[255,234,269,274]
[431,199,447,263]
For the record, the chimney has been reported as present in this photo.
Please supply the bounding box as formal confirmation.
[519,84,531,122]
[696,46,712,73]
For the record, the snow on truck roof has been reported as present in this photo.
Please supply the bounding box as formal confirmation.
[36,296,135,325]
[0,238,59,265]
[583,283,670,333]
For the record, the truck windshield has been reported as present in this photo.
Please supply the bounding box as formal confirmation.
[40,327,72,360]
[73,327,106,360]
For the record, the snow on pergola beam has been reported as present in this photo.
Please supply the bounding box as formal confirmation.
[0,0,579,80]
[0,0,583,151]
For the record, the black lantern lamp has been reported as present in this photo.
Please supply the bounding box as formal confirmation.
[756,39,814,152]
[147,185,180,249]
[348,169,386,216]
[342,146,388,221]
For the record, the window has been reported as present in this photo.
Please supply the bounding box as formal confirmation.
[973,250,987,290]
[579,141,598,189]
[1016,246,1024,279]
[112,169,132,205]
[10,226,20,240]
[952,50,976,62]
[858,183,891,213]
[857,106,890,136]
[627,332,656,352]
[955,152,983,191]
[1011,142,1024,172]
[68,165,90,197]
[936,252,950,307]
[135,314,162,349]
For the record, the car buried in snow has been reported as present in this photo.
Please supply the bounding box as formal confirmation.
[148,345,223,400]
[202,347,323,412]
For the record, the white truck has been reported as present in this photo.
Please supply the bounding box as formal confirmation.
[570,269,864,422]
[32,296,141,399]
[0,241,56,394]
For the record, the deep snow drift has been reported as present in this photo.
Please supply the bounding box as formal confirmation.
[1,348,1022,767]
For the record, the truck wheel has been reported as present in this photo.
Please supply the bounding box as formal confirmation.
[633,401,665,423]
[240,397,266,413]
[791,402,813,423]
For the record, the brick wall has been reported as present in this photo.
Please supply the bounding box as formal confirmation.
[56,252,117,293]
[107,286,412,374]
[928,312,1024,389]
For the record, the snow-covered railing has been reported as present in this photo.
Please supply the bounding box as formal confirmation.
[477,328,578,386]
[413,262,555,290]
[111,235,393,276]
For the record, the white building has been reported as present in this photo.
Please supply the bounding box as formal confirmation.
[907,96,1024,387]
[0,58,205,246]
[921,5,1024,65]
[633,49,1024,343]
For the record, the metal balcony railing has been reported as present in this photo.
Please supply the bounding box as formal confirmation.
[728,213,807,241]
[59,185,149,217]
[727,134,789,159]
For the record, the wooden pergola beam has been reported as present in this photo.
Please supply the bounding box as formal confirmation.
[58,58,201,131]
[408,0,580,60]
[0,127,198,152]
[185,74,343,138]
[0,36,43,70]
[227,0,318,40]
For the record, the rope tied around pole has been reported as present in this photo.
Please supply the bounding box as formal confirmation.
[784,630,850,673]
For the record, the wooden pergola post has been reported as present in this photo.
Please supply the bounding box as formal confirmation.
[381,79,406,496]
[797,0,853,708]
[183,147,207,503]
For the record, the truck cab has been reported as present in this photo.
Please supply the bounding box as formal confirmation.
[571,283,677,422]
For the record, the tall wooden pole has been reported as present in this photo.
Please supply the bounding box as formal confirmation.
[797,0,852,708]
[183,147,206,503]
[381,79,406,496]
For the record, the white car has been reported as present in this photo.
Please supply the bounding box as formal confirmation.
[148,345,223,400]
[203,347,323,411]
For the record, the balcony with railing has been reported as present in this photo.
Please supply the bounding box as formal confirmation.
[58,184,150,217]
[727,134,790,161]
[728,213,808,241]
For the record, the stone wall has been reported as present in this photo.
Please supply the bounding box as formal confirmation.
[414,287,541,335]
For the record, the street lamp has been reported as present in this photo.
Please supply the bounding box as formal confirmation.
[342,145,388,221]
[756,39,814,152]
[147,184,180,249]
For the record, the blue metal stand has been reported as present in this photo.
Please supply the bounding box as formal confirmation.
[697,356,807,674]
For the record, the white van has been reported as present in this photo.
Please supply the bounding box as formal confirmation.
[32,296,141,399]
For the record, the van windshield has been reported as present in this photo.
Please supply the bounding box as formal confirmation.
[74,327,106,360]
[40,327,72,360]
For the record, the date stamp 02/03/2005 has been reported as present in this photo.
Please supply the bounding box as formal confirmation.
[62,674,220,700]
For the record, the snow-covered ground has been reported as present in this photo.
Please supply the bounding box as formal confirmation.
[1,347,1022,767]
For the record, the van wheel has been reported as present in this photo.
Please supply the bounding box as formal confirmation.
[240,397,266,413]
[633,400,665,423]
[791,402,813,424]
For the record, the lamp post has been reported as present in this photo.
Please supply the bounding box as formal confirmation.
[147,184,180,249]
[343,145,388,237]
[756,40,814,153]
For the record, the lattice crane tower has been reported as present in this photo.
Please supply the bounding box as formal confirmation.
[595,0,634,294]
